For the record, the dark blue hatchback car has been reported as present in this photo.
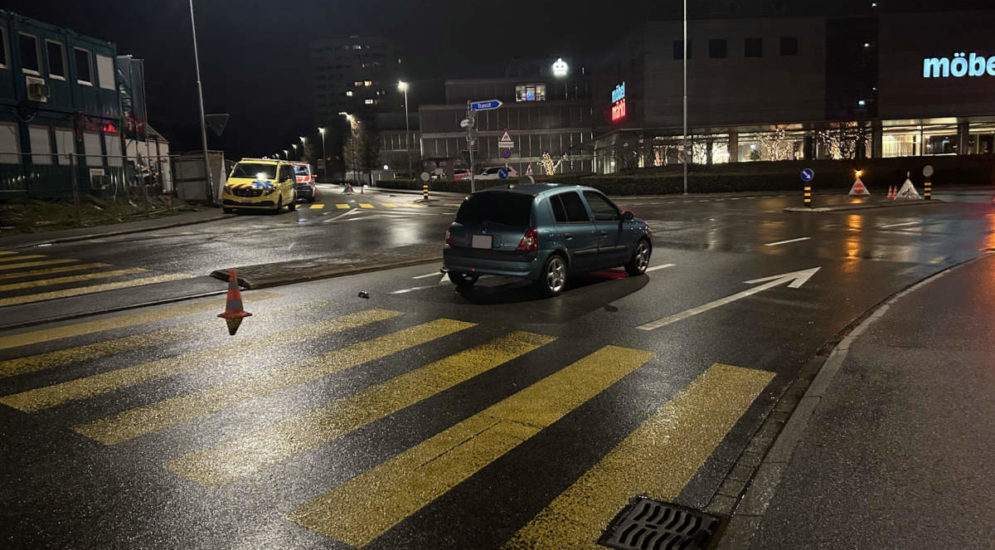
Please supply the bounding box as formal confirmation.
[443,184,652,296]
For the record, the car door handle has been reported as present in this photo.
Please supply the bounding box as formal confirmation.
[599,231,608,236]
[563,233,573,239]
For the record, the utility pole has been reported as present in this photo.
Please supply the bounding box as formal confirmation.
[465,101,477,194]
[188,0,214,206]
[682,0,688,195]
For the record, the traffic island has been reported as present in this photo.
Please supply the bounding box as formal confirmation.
[211,244,442,289]
[784,199,944,213]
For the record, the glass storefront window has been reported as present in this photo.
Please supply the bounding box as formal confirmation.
[515,84,546,102]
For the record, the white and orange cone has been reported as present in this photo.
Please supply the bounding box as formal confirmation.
[218,269,251,335]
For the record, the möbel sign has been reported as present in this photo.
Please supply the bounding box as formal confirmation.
[611,82,627,122]
[923,52,995,78]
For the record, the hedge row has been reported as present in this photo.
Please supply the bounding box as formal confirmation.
[376,155,995,196]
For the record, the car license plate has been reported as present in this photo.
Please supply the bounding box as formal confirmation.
[471,235,492,249]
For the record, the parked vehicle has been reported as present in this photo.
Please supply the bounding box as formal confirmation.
[476,166,518,180]
[442,184,652,296]
[221,159,298,214]
[291,162,317,202]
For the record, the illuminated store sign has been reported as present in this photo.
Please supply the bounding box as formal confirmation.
[923,52,995,78]
[611,82,626,122]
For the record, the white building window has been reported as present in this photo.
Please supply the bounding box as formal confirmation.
[0,122,20,164]
[54,128,75,165]
[96,54,115,90]
[103,133,122,167]
[74,47,92,85]
[83,131,101,166]
[28,125,51,165]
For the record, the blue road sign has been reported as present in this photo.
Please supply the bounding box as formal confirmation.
[498,168,509,179]
[470,99,503,111]
[800,168,815,182]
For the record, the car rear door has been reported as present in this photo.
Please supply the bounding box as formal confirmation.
[583,190,630,267]
[550,191,599,270]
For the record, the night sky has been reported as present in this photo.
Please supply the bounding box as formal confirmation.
[2,0,661,157]
[5,1,992,157]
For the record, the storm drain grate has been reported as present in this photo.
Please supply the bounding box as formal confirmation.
[598,496,720,550]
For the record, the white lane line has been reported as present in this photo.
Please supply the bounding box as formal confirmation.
[878,221,920,229]
[412,272,442,279]
[764,236,811,247]
[646,263,676,272]
[389,285,436,295]
[322,209,360,223]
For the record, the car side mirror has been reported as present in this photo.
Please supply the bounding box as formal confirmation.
[622,211,634,221]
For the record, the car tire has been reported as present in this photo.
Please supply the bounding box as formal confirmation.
[274,196,283,214]
[447,271,478,287]
[288,196,297,211]
[625,239,652,276]
[537,254,567,296]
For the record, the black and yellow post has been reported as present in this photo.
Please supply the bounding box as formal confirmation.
[422,183,429,201]
[803,185,812,208]
[924,179,932,200]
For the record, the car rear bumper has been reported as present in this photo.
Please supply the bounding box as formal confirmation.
[443,247,541,279]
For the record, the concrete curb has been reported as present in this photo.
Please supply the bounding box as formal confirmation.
[783,199,944,213]
[2,213,231,249]
[710,252,987,550]
[211,254,442,289]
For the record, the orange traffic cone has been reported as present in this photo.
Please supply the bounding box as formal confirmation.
[218,269,251,335]
[886,186,896,199]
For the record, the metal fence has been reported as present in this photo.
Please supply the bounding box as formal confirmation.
[0,151,176,227]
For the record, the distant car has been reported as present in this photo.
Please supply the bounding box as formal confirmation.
[476,166,518,180]
[453,169,471,180]
[443,184,652,296]
[222,158,297,214]
[291,162,317,202]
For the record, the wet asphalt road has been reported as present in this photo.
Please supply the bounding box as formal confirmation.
[0,187,993,549]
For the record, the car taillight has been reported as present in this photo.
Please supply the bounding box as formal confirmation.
[517,228,538,252]
[445,228,454,246]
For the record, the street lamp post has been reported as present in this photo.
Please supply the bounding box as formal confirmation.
[318,127,326,180]
[187,0,214,206]
[398,81,411,177]
[683,0,689,195]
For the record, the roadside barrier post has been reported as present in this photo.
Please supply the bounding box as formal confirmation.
[924,179,932,200]
[803,185,812,208]
[422,183,429,201]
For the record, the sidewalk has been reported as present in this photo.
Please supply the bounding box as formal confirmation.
[0,208,229,249]
[741,253,995,549]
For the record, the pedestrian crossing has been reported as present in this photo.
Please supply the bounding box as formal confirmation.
[0,297,775,548]
[326,201,425,210]
[0,250,196,308]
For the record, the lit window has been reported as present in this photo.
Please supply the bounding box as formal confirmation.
[364,98,374,105]
[353,81,363,86]
[515,84,547,102]
[364,80,372,86]
[345,90,353,97]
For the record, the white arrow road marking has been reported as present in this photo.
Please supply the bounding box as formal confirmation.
[878,221,920,229]
[764,236,811,247]
[389,285,436,295]
[322,208,360,223]
[646,263,676,272]
[637,267,821,331]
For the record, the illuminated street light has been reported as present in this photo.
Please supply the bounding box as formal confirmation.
[318,127,327,179]
[552,57,569,78]
[398,80,412,176]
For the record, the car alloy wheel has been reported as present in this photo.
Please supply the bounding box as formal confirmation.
[544,255,566,295]
[626,239,651,276]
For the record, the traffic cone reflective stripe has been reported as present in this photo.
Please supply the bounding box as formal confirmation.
[218,269,251,336]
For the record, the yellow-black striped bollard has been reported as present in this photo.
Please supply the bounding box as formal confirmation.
[422,183,429,200]
[803,185,812,208]
[924,179,931,200]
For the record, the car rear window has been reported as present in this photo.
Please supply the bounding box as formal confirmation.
[294,165,310,175]
[456,192,533,227]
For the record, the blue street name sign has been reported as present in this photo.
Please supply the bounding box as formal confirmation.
[800,168,815,182]
[470,99,503,111]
